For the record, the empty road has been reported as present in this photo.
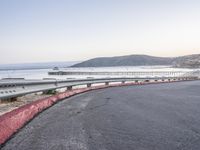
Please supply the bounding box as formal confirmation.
[2,81,200,150]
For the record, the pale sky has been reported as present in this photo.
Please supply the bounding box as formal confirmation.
[0,0,200,64]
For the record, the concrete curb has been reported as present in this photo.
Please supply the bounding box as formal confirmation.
[0,80,194,145]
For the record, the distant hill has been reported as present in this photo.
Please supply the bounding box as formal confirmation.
[71,54,200,68]
[71,55,174,67]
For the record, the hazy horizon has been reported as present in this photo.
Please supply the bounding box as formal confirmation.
[0,53,199,66]
[1,0,200,64]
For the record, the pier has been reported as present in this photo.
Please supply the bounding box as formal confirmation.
[48,70,186,77]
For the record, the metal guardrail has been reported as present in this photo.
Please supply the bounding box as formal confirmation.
[0,76,198,100]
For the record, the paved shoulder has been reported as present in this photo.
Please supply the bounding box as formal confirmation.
[2,81,200,150]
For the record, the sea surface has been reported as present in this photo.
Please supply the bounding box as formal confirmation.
[0,66,196,80]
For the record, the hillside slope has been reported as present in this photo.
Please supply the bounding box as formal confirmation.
[71,54,200,68]
[72,55,174,67]
[173,54,200,68]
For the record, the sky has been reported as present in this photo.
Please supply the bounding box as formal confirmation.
[0,0,200,64]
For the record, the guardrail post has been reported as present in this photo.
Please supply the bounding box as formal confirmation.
[105,82,109,86]
[67,86,73,90]
[87,83,92,88]
[43,90,56,95]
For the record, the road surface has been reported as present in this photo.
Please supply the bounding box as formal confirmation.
[2,81,200,150]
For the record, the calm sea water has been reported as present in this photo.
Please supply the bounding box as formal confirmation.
[0,66,196,80]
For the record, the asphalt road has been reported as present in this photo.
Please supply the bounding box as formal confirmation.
[2,81,200,150]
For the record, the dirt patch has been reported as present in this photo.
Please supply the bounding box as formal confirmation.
[0,93,51,116]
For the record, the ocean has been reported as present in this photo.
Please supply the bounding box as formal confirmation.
[0,66,196,80]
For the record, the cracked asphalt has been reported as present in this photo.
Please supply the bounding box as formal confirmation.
[1,81,200,150]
